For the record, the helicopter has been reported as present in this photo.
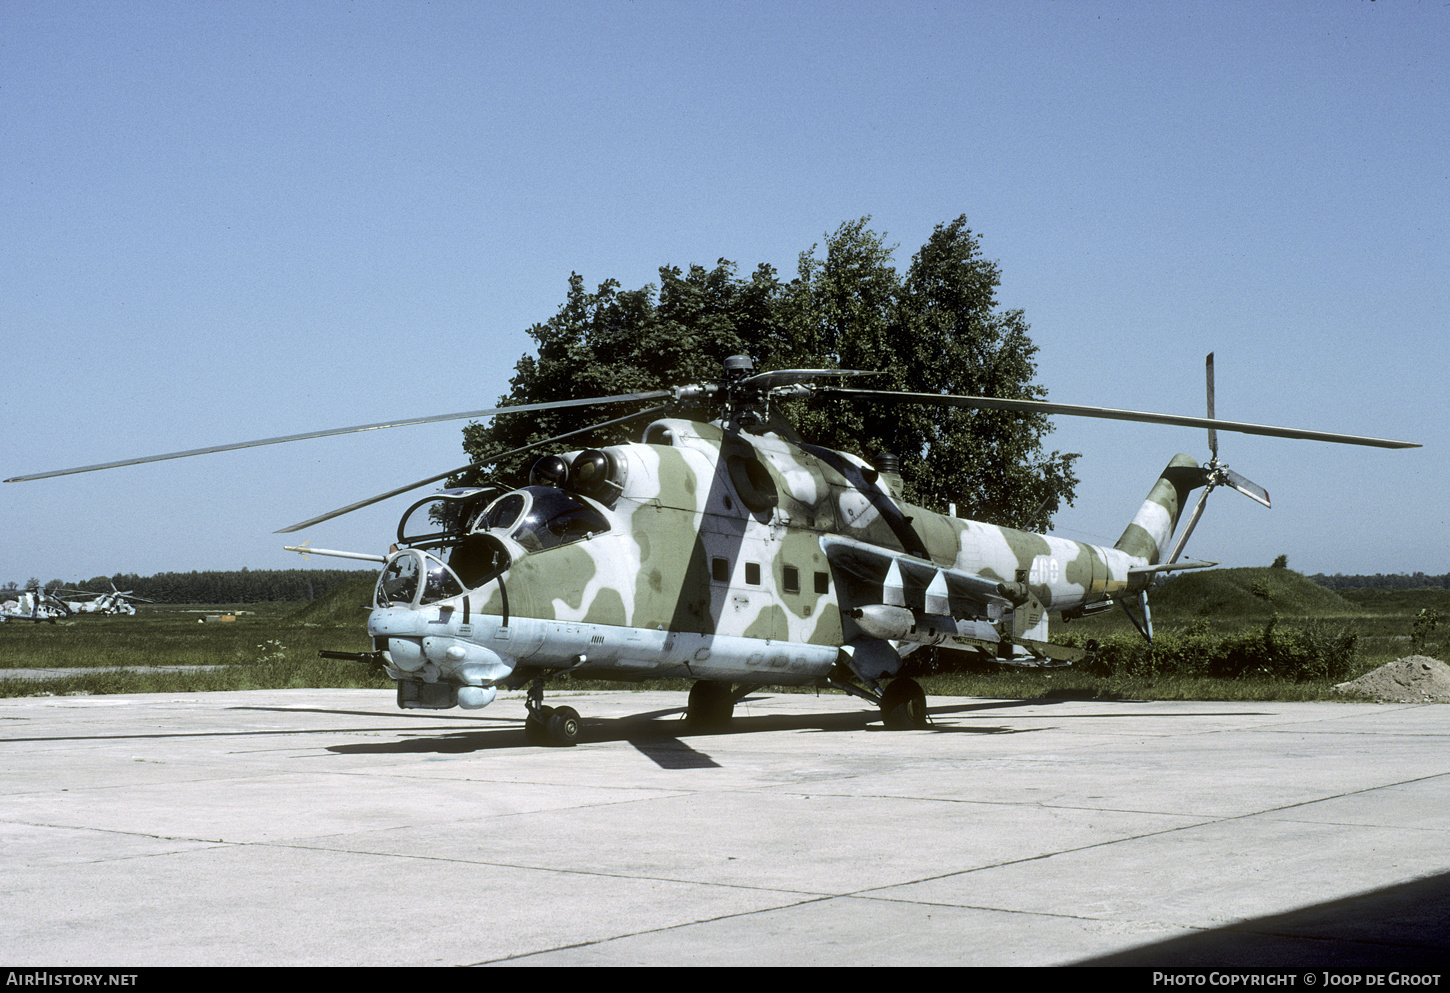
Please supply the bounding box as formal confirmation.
[6,354,1417,743]
[0,586,72,623]
[55,582,154,615]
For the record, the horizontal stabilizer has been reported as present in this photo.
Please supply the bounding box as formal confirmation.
[1128,559,1218,580]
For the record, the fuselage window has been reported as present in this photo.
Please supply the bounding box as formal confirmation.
[711,557,729,582]
[783,566,800,594]
[814,571,830,595]
[745,562,761,586]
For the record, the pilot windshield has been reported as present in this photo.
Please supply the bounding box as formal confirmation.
[476,485,610,553]
[480,493,525,532]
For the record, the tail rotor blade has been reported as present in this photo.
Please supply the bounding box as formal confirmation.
[1222,468,1271,509]
[1205,352,1218,459]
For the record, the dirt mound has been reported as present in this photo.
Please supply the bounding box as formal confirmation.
[1334,655,1450,703]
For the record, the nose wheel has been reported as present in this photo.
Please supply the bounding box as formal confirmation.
[525,705,580,746]
[524,677,581,746]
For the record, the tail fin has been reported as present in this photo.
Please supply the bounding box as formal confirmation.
[1115,455,1209,564]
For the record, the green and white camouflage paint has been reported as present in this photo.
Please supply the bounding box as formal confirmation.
[7,353,1417,741]
[367,415,1206,711]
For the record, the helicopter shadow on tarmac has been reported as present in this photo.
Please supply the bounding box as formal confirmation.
[238,694,1282,767]
[314,695,1047,765]
[235,695,1284,768]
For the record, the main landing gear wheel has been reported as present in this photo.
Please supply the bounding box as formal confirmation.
[686,680,735,728]
[879,677,930,730]
[525,705,581,747]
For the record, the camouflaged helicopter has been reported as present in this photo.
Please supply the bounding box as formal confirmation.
[56,582,154,615]
[0,586,71,623]
[0,582,150,622]
[7,355,1417,744]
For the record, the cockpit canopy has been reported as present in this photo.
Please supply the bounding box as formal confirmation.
[382,454,620,604]
[471,485,611,553]
[419,485,614,592]
[376,548,466,608]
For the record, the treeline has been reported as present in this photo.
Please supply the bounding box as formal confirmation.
[10,567,1445,601]
[1309,573,1450,591]
[5,569,376,604]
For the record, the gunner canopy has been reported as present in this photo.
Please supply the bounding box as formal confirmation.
[375,548,466,608]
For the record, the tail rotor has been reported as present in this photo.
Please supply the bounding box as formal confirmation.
[1164,353,1272,565]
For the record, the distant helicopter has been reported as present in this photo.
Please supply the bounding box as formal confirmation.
[56,582,154,615]
[0,586,71,623]
[7,354,1417,743]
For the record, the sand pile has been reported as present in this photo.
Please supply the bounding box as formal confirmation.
[1334,655,1450,703]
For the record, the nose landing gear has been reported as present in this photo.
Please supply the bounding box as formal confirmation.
[523,677,581,747]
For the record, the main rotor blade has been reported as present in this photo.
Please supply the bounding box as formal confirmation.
[275,463,480,534]
[5,390,673,483]
[274,402,674,533]
[818,388,1420,450]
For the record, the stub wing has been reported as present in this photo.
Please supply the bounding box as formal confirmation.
[820,534,1014,618]
[820,534,1091,667]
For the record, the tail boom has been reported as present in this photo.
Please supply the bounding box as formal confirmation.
[1114,454,1209,565]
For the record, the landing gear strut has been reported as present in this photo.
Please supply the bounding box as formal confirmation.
[686,680,736,728]
[524,677,581,747]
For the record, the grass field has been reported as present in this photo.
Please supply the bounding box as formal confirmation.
[0,578,388,697]
[2,570,1444,703]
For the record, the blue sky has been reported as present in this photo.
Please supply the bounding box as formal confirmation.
[3,0,1445,585]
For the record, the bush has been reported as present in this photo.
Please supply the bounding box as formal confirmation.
[1061,615,1358,683]
[1410,609,1440,654]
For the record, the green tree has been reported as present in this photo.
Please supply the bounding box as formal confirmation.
[460,261,785,482]
[778,216,1078,528]
[460,216,1078,530]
